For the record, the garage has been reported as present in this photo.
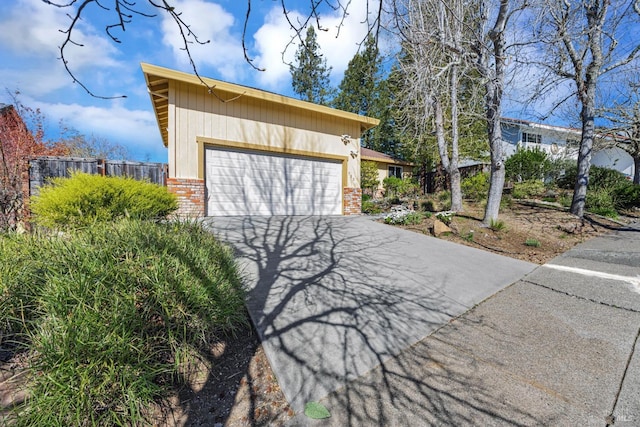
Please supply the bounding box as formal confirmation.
[142,63,378,217]
[205,146,343,216]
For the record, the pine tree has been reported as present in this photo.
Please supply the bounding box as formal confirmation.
[290,26,333,106]
[333,35,380,116]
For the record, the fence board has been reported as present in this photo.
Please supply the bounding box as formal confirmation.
[28,156,168,197]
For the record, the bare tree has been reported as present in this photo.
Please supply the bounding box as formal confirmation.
[42,0,384,98]
[396,0,476,212]
[528,0,640,217]
[471,0,521,225]
[395,0,524,223]
[601,77,640,184]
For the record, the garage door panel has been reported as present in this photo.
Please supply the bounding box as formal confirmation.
[205,146,342,216]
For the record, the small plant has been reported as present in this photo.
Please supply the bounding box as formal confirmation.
[463,230,475,242]
[435,211,454,225]
[361,199,382,214]
[489,218,506,232]
[384,207,423,225]
[525,238,541,247]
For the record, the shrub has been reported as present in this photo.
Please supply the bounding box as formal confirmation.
[361,161,380,196]
[613,182,640,210]
[512,180,546,199]
[382,176,419,199]
[461,172,489,201]
[586,188,618,218]
[30,172,178,229]
[505,147,551,182]
[361,199,382,214]
[418,199,436,212]
[0,220,246,426]
[435,190,452,211]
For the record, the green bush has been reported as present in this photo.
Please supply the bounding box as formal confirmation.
[586,188,618,218]
[361,161,380,196]
[512,180,546,199]
[30,172,178,229]
[558,166,640,215]
[382,176,419,199]
[0,220,246,426]
[505,147,551,182]
[418,199,436,212]
[461,172,489,201]
[613,182,640,210]
[361,199,382,214]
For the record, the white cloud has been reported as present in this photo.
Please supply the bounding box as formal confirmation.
[0,0,124,96]
[252,0,379,91]
[160,0,246,81]
[30,98,165,161]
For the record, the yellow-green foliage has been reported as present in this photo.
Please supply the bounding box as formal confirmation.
[512,180,546,199]
[31,172,178,228]
[361,161,380,195]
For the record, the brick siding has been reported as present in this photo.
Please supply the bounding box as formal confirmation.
[343,187,361,215]
[167,178,205,218]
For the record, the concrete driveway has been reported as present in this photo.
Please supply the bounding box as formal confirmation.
[205,216,536,414]
[281,220,640,426]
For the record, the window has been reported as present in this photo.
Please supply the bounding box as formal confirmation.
[388,165,403,179]
[522,132,542,144]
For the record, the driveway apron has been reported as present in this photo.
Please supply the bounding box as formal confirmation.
[205,216,536,413]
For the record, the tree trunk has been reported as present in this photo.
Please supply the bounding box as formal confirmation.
[634,154,640,184]
[449,64,463,212]
[481,0,508,226]
[570,104,595,218]
[434,97,463,212]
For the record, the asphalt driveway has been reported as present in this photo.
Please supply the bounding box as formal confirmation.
[205,216,536,414]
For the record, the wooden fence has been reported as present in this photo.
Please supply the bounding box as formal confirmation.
[28,156,168,197]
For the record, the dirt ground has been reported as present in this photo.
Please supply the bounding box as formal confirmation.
[2,202,637,426]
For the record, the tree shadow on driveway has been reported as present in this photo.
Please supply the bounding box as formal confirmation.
[205,215,540,425]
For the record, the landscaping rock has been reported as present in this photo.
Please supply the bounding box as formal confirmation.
[432,219,452,236]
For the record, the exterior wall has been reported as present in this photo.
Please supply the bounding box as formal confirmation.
[592,147,635,178]
[168,81,367,215]
[167,177,205,217]
[171,81,362,189]
[343,187,362,215]
[501,122,580,160]
[374,162,413,192]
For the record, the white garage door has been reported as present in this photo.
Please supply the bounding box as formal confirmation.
[205,146,343,216]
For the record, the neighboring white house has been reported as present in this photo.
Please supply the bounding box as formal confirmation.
[501,117,635,179]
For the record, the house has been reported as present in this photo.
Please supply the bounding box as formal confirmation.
[501,117,581,159]
[141,63,378,217]
[361,147,414,195]
[501,117,635,179]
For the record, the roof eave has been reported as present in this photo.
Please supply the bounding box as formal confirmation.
[141,62,380,138]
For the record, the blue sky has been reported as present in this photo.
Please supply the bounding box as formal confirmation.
[0,0,380,162]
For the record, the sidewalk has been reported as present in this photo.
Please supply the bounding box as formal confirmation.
[292,223,640,426]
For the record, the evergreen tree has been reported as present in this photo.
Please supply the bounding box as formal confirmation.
[333,35,380,116]
[290,26,333,105]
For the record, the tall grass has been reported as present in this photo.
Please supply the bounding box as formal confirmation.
[0,220,247,426]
